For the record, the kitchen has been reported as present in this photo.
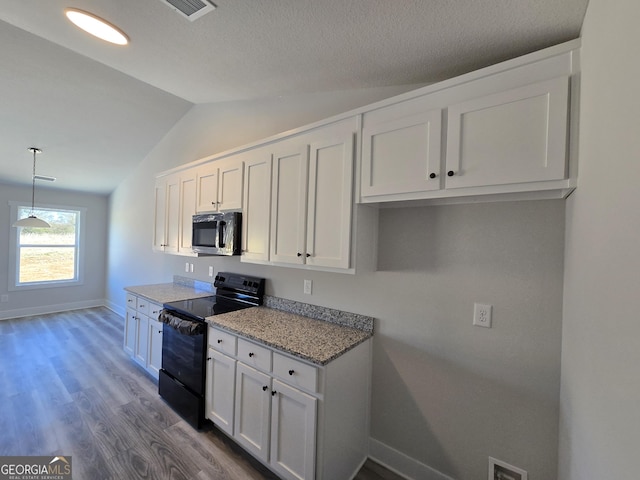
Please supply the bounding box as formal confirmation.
[1,1,639,480]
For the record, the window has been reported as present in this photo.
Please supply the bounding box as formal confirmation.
[10,203,85,289]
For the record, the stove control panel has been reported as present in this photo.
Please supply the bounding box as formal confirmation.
[214,272,265,297]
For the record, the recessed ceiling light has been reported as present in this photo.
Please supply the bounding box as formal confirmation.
[65,8,129,45]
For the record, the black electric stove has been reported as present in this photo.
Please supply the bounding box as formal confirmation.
[159,272,265,428]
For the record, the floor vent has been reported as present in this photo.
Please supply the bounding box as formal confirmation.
[161,0,216,21]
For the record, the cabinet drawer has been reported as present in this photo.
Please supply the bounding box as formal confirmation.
[272,352,318,393]
[125,293,138,310]
[136,298,150,316]
[237,338,272,372]
[147,302,163,320]
[209,327,237,356]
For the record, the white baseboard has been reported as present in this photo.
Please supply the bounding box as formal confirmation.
[104,299,125,318]
[369,438,455,480]
[0,299,106,320]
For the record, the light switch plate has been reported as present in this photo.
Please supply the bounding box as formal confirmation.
[303,279,312,295]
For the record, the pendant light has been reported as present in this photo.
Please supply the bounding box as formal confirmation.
[12,148,51,228]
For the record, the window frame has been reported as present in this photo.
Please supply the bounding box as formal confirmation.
[8,201,87,291]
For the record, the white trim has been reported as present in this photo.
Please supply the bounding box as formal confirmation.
[8,201,87,291]
[104,299,125,318]
[368,438,455,480]
[488,457,528,480]
[0,299,106,321]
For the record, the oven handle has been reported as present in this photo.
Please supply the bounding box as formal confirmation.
[158,309,206,335]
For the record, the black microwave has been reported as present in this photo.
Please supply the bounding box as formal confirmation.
[192,212,242,255]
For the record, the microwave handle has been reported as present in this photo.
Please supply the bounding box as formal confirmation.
[218,221,226,248]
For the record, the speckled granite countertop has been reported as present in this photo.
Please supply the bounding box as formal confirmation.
[125,276,375,365]
[206,307,372,366]
[124,276,214,304]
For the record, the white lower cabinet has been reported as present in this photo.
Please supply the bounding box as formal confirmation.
[205,325,370,480]
[124,308,137,356]
[123,293,163,379]
[234,362,273,462]
[147,318,164,378]
[270,379,317,480]
[134,314,149,367]
[205,348,236,436]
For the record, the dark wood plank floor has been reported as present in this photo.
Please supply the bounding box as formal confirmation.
[0,307,402,480]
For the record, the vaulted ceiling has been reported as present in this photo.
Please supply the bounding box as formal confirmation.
[0,0,589,194]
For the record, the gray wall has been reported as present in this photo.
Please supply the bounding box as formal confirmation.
[107,87,565,479]
[559,0,640,478]
[0,182,108,319]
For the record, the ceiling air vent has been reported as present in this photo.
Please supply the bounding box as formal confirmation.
[161,0,216,21]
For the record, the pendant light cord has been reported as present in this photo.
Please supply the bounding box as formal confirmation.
[28,147,41,216]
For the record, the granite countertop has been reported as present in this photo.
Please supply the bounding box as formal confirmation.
[206,306,372,366]
[124,280,214,304]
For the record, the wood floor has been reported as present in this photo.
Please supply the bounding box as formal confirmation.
[0,307,402,480]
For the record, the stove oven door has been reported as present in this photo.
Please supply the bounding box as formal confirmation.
[158,314,207,428]
[160,318,206,394]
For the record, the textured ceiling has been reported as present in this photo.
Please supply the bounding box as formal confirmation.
[0,0,589,194]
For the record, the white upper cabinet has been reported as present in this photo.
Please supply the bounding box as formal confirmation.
[153,170,197,256]
[241,148,273,263]
[361,108,442,197]
[270,143,310,265]
[152,179,167,252]
[359,43,578,204]
[153,173,180,253]
[195,162,218,212]
[446,77,569,189]
[269,119,356,269]
[306,132,354,269]
[179,171,196,253]
[195,156,243,213]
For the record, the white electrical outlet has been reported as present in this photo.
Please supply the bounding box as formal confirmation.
[208,266,214,277]
[185,262,189,272]
[303,279,312,295]
[473,303,492,328]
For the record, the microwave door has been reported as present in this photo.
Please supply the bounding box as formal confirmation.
[193,219,217,250]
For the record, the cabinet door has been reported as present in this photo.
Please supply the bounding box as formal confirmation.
[152,179,167,251]
[361,109,442,197]
[306,133,354,269]
[270,144,309,265]
[124,308,137,356]
[147,319,163,379]
[164,174,181,254]
[234,362,272,462]
[242,151,272,263]
[134,314,149,367]
[446,77,569,189]
[195,163,219,213]
[179,172,197,253]
[270,379,317,480]
[205,348,236,436]
[218,158,243,211]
